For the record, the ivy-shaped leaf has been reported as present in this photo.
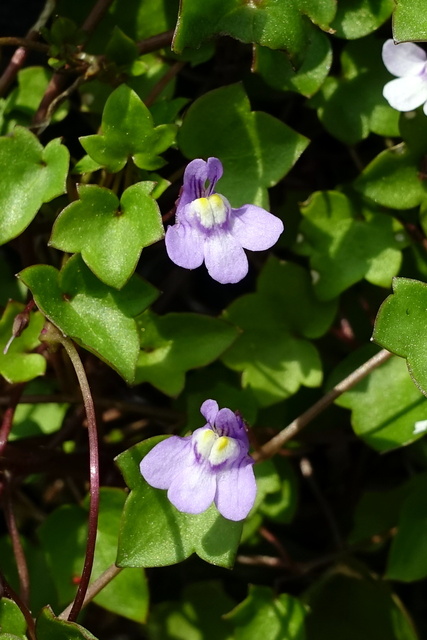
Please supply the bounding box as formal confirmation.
[222,257,337,406]
[309,37,399,145]
[0,301,46,384]
[19,255,158,383]
[373,277,427,398]
[295,191,408,300]
[116,438,243,568]
[50,182,164,289]
[0,127,69,245]
[173,0,336,66]
[392,0,427,42]
[80,84,177,172]
[135,311,238,395]
[330,0,394,39]
[178,83,309,208]
[36,607,98,640]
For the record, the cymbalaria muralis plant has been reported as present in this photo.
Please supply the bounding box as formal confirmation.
[1,0,427,638]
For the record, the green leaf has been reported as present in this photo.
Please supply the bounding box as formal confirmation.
[4,67,68,125]
[0,301,46,383]
[50,182,164,289]
[105,26,139,68]
[393,0,427,42]
[348,486,409,545]
[36,607,98,640]
[0,599,26,640]
[0,127,69,245]
[173,0,336,65]
[387,473,427,581]
[305,565,418,640]
[255,29,332,98]
[259,457,298,524]
[309,37,399,145]
[178,83,309,208]
[222,258,337,405]
[296,191,408,300]
[355,111,427,209]
[373,277,427,398]
[12,379,69,440]
[80,84,177,172]
[225,586,306,640]
[330,0,394,39]
[19,255,158,383]
[147,582,235,640]
[116,438,243,568]
[135,311,238,395]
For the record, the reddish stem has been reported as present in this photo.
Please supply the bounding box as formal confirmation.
[0,572,36,640]
[0,384,24,457]
[2,478,31,606]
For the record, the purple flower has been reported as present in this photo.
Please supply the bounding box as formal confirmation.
[382,39,427,114]
[139,399,257,521]
[165,157,284,284]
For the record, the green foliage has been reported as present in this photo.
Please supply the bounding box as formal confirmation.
[36,607,98,640]
[178,83,309,207]
[116,438,243,568]
[0,599,26,640]
[330,0,394,39]
[392,0,427,42]
[0,127,69,245]
[0,302,46,383]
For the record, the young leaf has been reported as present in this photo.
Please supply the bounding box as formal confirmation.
[80,84,177,172]
[373,277,427,398]
[0,127,69,245]
[135,311,239,395]
[178,83,309,208]
[116,438,243,569]
[296,191,408,300]
[0,301,46,384]
[19,255,158,383]
[50,182,164,289]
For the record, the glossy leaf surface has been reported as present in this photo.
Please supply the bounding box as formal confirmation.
[392,0,427,42]
[0,599,26,640]
[0,301,46,383]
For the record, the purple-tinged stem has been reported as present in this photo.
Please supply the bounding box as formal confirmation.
[2,477,31,606]
[0,570,36,640]
[0,384,24,456]
[137,29,174,54]
[59,563,122,620]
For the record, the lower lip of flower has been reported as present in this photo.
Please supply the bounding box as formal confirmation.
[190,194,228,229]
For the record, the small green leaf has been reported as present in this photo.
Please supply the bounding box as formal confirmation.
[135,311,238,395]
[393,0,427,42]
[309,37,399,145]
[0,599,26,640]
[0,301,46,384]
[50,182,164,289]
[330,0,394,39]
[178,83,309,207]
[225,586,306,640]
[373,277,427,398]
[259,457,298,524]
[19,255,158,383]
[0,127,69,245]
[116,438,243,568]
[105,26,139,67]
[80,84,177,172]
[4,67,68,125]
[222,258,337,405]
[36,607,98,640]
[296,191,408,300]
[173,0,336,65]
[12,380,69,440]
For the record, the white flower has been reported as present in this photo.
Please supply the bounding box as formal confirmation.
[382,39,427,114]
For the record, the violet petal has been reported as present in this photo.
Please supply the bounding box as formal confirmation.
[200,399,219,425]
[215,408,249,447]
[165,223,205,269]
[167,459,217,514]
[382,39,426,78]
[231,204,284,251]
[203,230,248,284]
[383,76,427,111]
[140,436,192,490]
[215,461,257,521]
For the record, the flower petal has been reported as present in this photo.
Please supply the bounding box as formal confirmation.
[382,39,426,78]
[165,223,205,269]
[231,204,284,251]
[215,461,256,521]
[203,230,248,284]
[140,436,192,490]
[167,459,217,514]
[383,76,427,112]
[178,157,224,210]
[200,399,219,425]
[215,408,249,447]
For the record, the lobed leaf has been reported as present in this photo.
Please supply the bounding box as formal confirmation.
[392,0,427,42]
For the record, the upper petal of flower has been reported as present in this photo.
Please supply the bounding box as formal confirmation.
[231,204,284,251]
[178,157,224,211]
[203,230,249,284]
[139,436,192,490]
[215,407,249,447]
[215,459,256,521]
[165,222,205,270]
[382,39,427,78]
[200,399,219,425]
[167,457,217,514]
[383,76,427,112]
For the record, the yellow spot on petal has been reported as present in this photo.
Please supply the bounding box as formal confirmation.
[209,436,239,466]
[190,194,228,229]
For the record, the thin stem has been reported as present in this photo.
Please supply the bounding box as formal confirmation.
[137,29,174,54]
[46,329,100,623]
[0,571,36,640]
[254,348,392,461]
[81,0,115,35]
[0,37,49,51]
[2,478,31,606]
[145,61,185,108]
[0,384,25,456]
[59,563,122,620]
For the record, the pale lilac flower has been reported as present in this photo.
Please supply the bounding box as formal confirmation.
[382,39,427,114]
[165,157,284,284]
[139,399,256,521]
